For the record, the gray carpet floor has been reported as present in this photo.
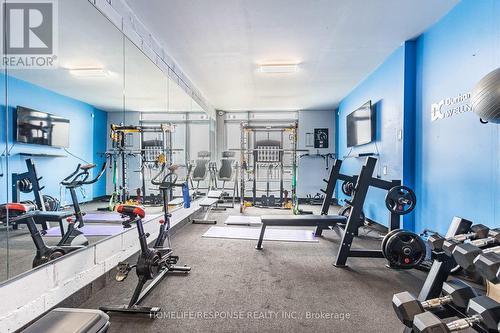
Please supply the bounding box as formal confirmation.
[79,205,428,333]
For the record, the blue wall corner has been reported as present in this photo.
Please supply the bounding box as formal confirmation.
[335,0,499,234]
[402,40,417,231]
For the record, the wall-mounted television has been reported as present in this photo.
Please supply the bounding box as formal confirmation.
[16,106,70,148]
[346,101,375,148]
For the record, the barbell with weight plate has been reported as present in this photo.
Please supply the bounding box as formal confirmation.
[385,185,417,215]
[338,205,365,224]
[341,181,355,196]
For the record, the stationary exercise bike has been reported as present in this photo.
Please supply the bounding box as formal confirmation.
[0,203,83,267]
[59,162,107,246]
[100,165,190,316]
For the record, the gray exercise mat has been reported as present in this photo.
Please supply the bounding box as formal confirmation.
[202,226,318,243]
[43,225,124,236]
[78,212,126,223]
[224,215,262,226]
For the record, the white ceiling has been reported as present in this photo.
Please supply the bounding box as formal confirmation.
[125,0,459,111]
[9,0,199,113]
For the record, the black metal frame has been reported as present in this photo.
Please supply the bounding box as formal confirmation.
[334,157,401,267]
[256,156,412,268]
[314,158,358,236]
[11,159,47,229]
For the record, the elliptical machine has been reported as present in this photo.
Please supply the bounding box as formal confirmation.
[100,164,190,316]
[59,162,107,246]
[0,203,83,267]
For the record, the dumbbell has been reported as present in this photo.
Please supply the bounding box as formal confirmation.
[453,243,500,270]
[443,228,500,257]
[392,279,478,327]
[428,224,489,252]
[413,295,500,333]
[474,251,500,284]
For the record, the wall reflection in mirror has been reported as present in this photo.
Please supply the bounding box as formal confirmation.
[0,0,124,281]
[0,0,212,283]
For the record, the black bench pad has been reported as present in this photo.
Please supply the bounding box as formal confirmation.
[22,308,109,333]
[10,210,74,223]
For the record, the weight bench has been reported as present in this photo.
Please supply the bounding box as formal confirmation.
[192,190,223,224]
[22,308,109,333]
[255,215,347,249]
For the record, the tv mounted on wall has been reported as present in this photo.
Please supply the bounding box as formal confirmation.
[16,106,70,148]
[346,101,375,148]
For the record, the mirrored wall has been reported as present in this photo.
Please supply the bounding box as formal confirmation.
[0,0,212,282]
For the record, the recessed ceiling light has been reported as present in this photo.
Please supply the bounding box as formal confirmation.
[68,67,109,78]
[258,64,299,74]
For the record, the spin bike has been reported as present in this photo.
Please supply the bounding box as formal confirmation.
[0,203,83,267]
[59,162,107,246]
[100,165,190,316]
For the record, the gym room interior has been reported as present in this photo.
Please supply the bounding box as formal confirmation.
[0,0,499,332]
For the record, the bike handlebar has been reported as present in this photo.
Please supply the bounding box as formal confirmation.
[151,164,182,188]
[61,162,107,187]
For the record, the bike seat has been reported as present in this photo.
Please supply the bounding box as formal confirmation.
[116,205,145,219]
[0,203,36,219]
[80,164,96,170]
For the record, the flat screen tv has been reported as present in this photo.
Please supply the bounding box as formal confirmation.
[346,101,375,148]
[16,106,70,148]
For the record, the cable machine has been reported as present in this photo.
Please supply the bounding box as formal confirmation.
[238,122,301,213]
[108,123,176,208]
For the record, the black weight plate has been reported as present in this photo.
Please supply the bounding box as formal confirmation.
[381,229,403,258]
[338,205,350,217]
[385,231,425,269]
[338,205,365,225]
[341,181,353,196]
[385,186,417,215]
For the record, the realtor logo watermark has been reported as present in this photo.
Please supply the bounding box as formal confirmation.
[1,0,58,68]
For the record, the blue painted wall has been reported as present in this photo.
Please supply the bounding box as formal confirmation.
[336,0,499,233]
[336,46,407,227]
[0,74,108,204]
[414,0,500,234]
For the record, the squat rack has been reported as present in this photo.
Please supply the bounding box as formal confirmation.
[238,122,299,213]
[108,123,176,205]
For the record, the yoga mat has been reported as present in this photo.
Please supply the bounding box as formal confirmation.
[80,212,126,223]
[224,215,262,226]
[202,226,318,243]
[43,224,125,237]
[80,211,163,223]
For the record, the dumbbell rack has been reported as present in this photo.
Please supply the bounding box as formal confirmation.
[402,217,490,333]
[12,159,46,211]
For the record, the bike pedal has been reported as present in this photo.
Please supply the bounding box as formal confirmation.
[166,257,179,265]
[115,262,131,281]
